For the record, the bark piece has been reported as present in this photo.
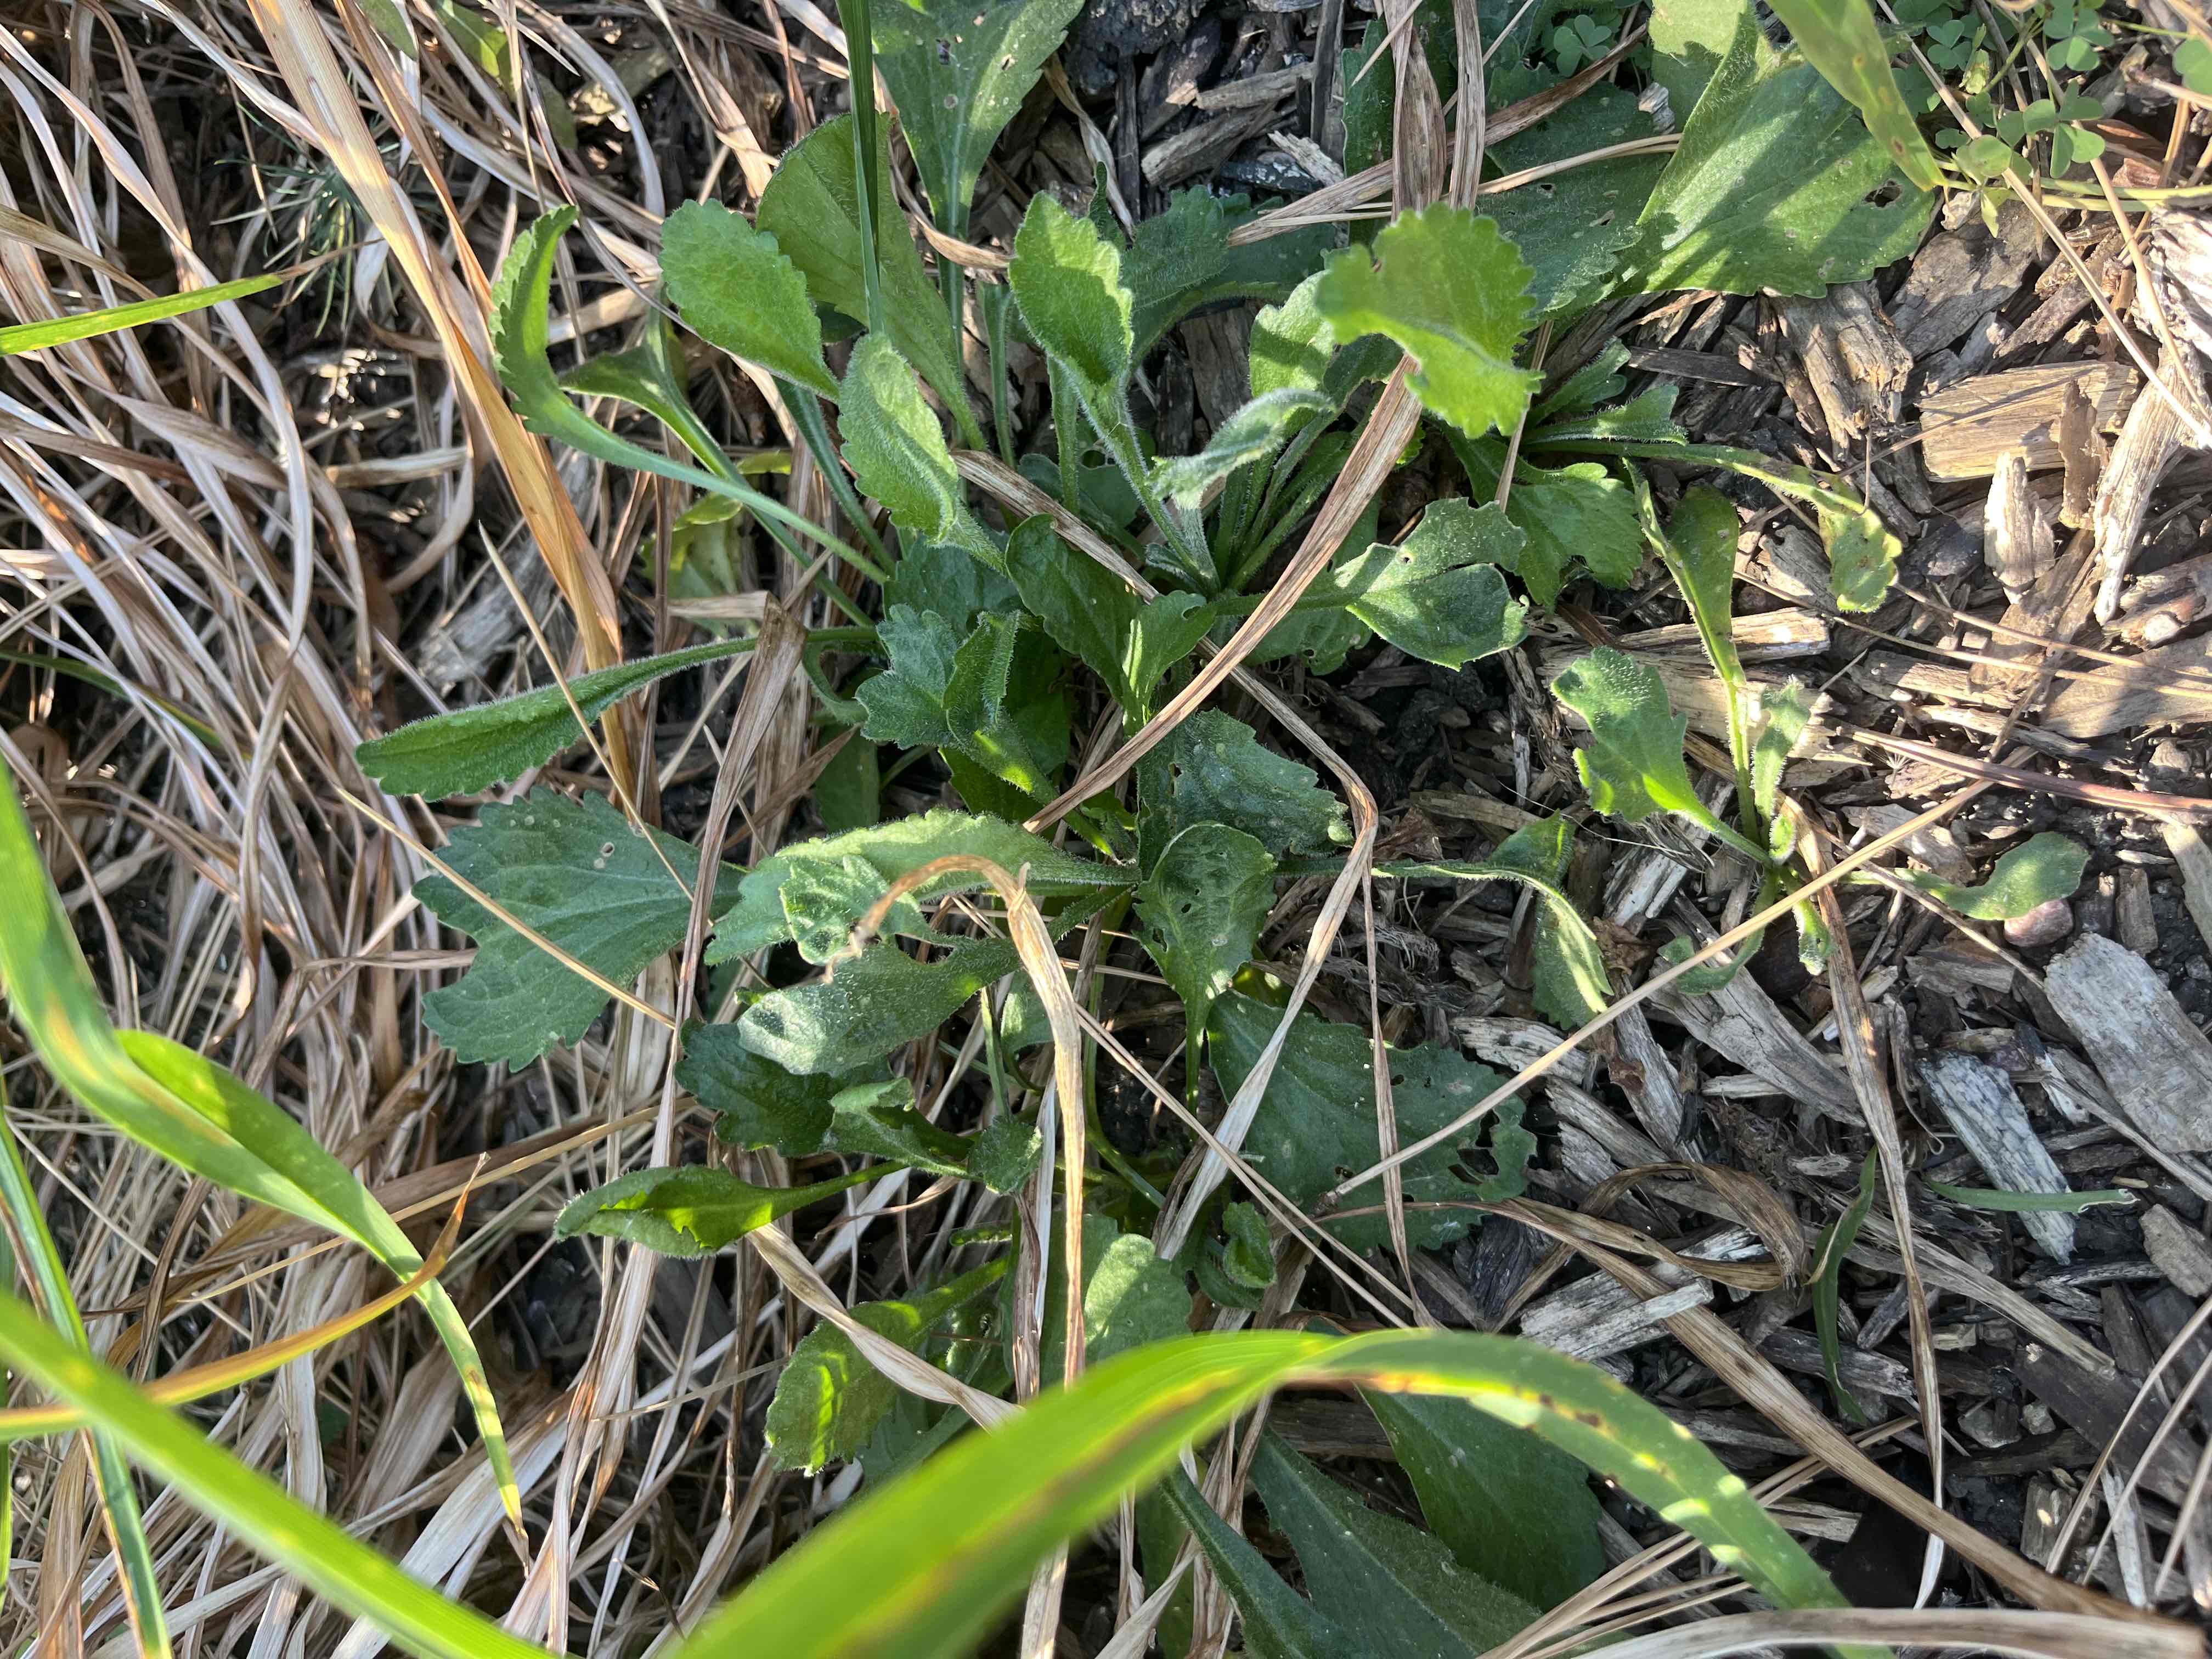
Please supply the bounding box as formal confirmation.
[1650,971,1858,1122]
[1982,449,2053,602]
[2040,631,2212,737]
[1890,202,2040,357]
[1920,1052,2076,1262]
[2091,348,2191,622]
[2044,933,2212,1150]
[1920,362,2139,479]
[1779,281,1914,442]
[2143,1204,2212,1297]
[2149,741,2212,952]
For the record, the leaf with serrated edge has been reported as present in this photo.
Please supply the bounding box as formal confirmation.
[662,199,838,398]
[1136,823,1276,1043]
[1553,648,1723,836]
[1451,434,1641,606]
[1252,1434,1544,1654]
[417,791,738,1066]
[1010,191,1132,401]
[839,337,1000,567]
[1903,831,2088,922]
[1138,710,1350,870]
[1314,206,1539,441]
[1313,498,1530,668]
[358,637,753,798]
[1752,679,1813,823]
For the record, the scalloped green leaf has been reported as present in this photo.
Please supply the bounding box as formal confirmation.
[662,199,839,399]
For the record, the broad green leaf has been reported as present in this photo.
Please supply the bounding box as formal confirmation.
[1901,831,2088,921]
[738,936,1023,1073]
[1154,388,1332,506]
[0,1285,545,1659]
[1618,16,1930,298]
[1251,1434,1543,1654]
[1751,679,1814,823]
[1482,86,1669,319]
[854,607,1069,799]
[828,1078,972,1178]
[1009,190,1132,402]
[661,1328,1863,1659]
[0,269,288,356]
[1455,817,1611,1029]
[839,337,1001,568]
[1311,499,1530,669]
[1123,190,1336,357]
[969,1114,1043,1193]
[1007,517,1213,723]
[1164,1469,1346,1659]
[781,853,943,965]
[1651,0,1748,112]
[686,1025,839,1154]
[357,636,754,798]
[766,1258,1009,1472]
[1314,206,1539,442]
[758,115,975,438]
[661,199,839,399]
[1034,1215,1192,1378]
[555,1164,878,1256]
[708,809,1123,963]
[1221,1201,1276,1289]
[1656,486,1745,694]
[1448,433,1641,606]
[1363,1386,1606,1611]
[416,790,738,1066]
[1813,1150,1878,1423]
[1209,995,1532,1252]
[1764,0,1943,190]
[1553,649,1730,843]
[885,535,1019,631]
[876,0,1085,232]
[1137,710,1350,870]
[0,768,521,1527]
[1135,823,1276,1042]
[1250,275,1399,416]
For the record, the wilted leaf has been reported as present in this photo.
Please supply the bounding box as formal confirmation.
[1903,831,2088,921]
[554,1164,877,1256]
[1136,823,1277,1042]
[1138,711,1350,870]
[1314,206,1540,441]
[686,1024,839,1154]
[839,337,1001,568]
[661,199,839,399]
[1311,499,1530,669]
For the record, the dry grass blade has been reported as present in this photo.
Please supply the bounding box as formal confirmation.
[1527,1608,2200,1659]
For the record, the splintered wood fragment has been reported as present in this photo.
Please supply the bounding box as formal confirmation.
[2045,934,2212,1150]
[2115,551,2212,645]
[1517,1227,1761,1361]
[1778,281,1913,441]
[1970,529,2094,698]
[1919,362,2138,480]
[1615,607,1829,660]
[1193,63,1312,111]
[2142,1204,2212,1297]
[2149,742,2212,952]
[2116,865,2158,957]
[2040,632,2212,737]
[1648,954,1858,1121]
[2092,348,2190,622]
[1141,103,1280,187]
[1982,449,2053,603]
[2056,380,2104,530]
[1920,1052,2076,1262]
[1889,202,2039,357]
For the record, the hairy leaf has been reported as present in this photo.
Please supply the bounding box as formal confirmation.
[1136,823,1277,1042]
[828,1079,972,1178]
[738,936,1023,1073]
[840,337,1000,567]
[1010,191,1132,402]
[969,1114,1043,1194]
[1752,679,1814,823]
[1553,649,1725,839]
[1314,206,1540,441]
[417,791,738,1066]
[855,607,1068,800]
[1209,995,1532,1252]
[1138,710,1350,870]
[555,1164,876,1256]
[1311,499,1530,668]
[661,199,838,398]
[357,637,754,799]
[1763,0,1943,189]
[1034,1215,1192,1379]
[1902,832,2088,921]
[1154,388,1331,506]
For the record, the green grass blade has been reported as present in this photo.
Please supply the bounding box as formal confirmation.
[1813,1152,1879,1425]
[0,270,287,356]
[0,650,222,747]
[1927,1181,2132,1214]
[666,1328,1865,1659]
[0,764,522,1524]
[0,1126,168,1655]
[0,1285,542,1659]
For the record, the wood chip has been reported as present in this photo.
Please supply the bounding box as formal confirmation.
[1778,281,1913,442]
[1920,1053,2076,1262]
[1889,202,2040,357]
[1193,63,1312,111]
[1982,448,2053,603]
[1919,362,2139,480]
[2149,741,2212,952]
[2142,1204,2212,1297]
[1650,968,1858,1121]
[2116,864,2158,956]
[2091,347,2190,622]
[2044,933,2212,1151]
[1140,103,1280,188]
[2040,631,2212,738]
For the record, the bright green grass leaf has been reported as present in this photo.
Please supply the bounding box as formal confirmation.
[1554,648,1731,842]
[661,199,839,399]
[555,1164,878,1256]
[839,337,1001,568]
[1209,995,1532,1252]
[758,115,976,442]
[1402,818,1613,1030]
[1035,1215,1192,1379]
[0,269,287,357]
[1813,1150,1878,1423]
[1363,1385,1606,1611]
[1900,831,2088,921]
[969,1114,1043,1194]
[661,1328,1864,1659]
[1154,388,1332,506]
[1312,499,1530,669]
[1010,190,1132,402]
[1764,0,1943,190]
[1221,1200,1276,1289]
[876,0,1084,232]
[1137,710,1350,871]
[1164,1469,1348,1659]
[738,936,1023,1074]
[766,1257,1010,1472]
[357,636,755,798]
[1927,1181,2132,1213]
[1251,1433,1544,1654]
[415,790,737,1066]
[829,1078,972,1179]
[708,809,1122,963]
[491,208,851,556]
[1136,823,1277,1045]
[1314,206,1539,442]
[1483,86,1671,319]
[0,1284,545,1659]
[1618,16,1930,298]
[0,766,521,1527]
[686,1025,839,1154]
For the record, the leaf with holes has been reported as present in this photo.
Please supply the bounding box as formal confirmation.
[1314,206,1540,441]
[661,199,839,399]
[1136,823,1277,1046]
